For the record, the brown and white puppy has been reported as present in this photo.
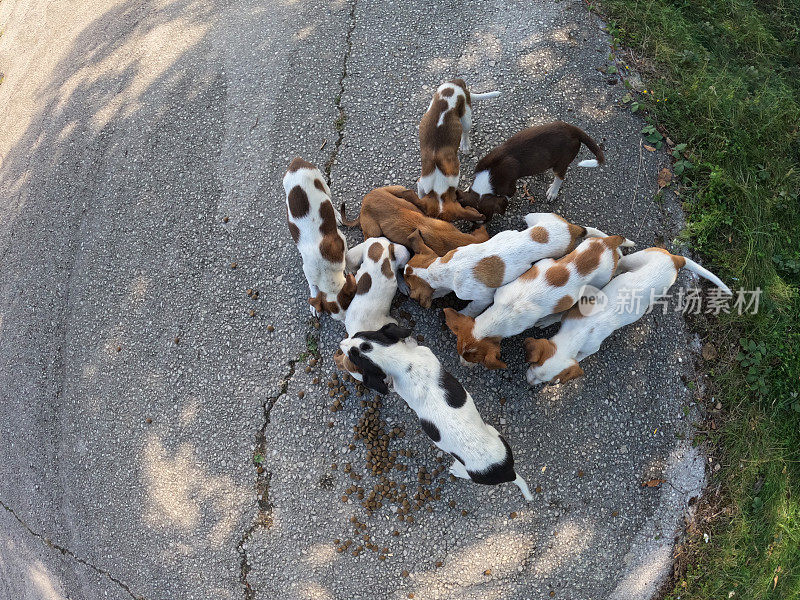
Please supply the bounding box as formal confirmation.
[416,79,500,222]
[458,122,606,217]
[444,235,628,369]
[333,238,411,379]
[339,185,490,256]
[524,248,732,385]
[283,157,356,318]
[404,212,631,316]
[341,324,532,501]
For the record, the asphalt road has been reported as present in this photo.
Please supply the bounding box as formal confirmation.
[0,0,705,599]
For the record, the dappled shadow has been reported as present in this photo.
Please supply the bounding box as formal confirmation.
[0,0,329,597]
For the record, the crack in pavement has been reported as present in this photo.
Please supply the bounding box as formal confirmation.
[0,499,145,600]
[237,329,320,599]
[238,1,355,593]
[324,0,357,182]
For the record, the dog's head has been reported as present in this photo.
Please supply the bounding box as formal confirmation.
[456,189,508,222]
[443,308,506,369]
[403,230,438,308]
[308,274,357,319]
[523,337,584,385]
[339,324,413,394]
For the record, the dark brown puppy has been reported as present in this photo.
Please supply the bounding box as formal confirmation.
[458,122,605,219]
[340,186,489,256]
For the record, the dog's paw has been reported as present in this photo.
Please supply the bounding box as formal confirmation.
[545,184,560,201]
[459,141,471,154]
[309,304,320,317]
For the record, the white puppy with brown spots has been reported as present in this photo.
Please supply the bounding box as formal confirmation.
[404,212,632,316]
[333,238,410,378]
[414,79,500,222]
[283,157,355,318]
[445,235,630,369]
[525,247,732,385]
[341,324,532,501]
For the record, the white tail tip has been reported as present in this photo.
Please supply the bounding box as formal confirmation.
[578,159,599,168]
[621,238,636,248]
[513,474,533,502]
[471,90,501,100]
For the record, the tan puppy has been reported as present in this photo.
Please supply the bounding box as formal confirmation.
[444,235,628,369]
[339,186,489,256]
[415,79,500,222]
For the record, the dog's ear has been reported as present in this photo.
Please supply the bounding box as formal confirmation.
[524,338,557,366]
[443,308,471,336]
[554,362,584,384]
[337,274,357,311]
[363,371,389,395]
[483,339,507,370]
[378,323,412,343]
[407,229,434,256]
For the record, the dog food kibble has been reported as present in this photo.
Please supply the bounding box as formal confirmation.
[510,511,517,519]
[267,325,275,332]
[536,485,542,494]
[327,421,334,428]
[230,262,237,269]
[297,390,305,398]
[448,500,456,509]
[313,377,320,384]
[402,570,409,578]
[223,216,229,223]
[408,594,415,599]
[578,470,585,477]
[174,337,180,344]
[145,417,152,424]
[331,463,337,470]
[499,397,506,405]
[341,496,348,502]
[461,509,468,516]
[550,592,555,598]
[484,569,492,576]
[435,560,443,567]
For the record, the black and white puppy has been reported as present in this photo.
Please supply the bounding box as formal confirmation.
[340,324,533,501]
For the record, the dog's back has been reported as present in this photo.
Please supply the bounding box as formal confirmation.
[283,157,346,292]
[358,187,489,256]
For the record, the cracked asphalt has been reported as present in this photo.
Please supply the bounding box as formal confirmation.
[0,0,705,599]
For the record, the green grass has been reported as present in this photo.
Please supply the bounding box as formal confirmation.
[596,0,800,598]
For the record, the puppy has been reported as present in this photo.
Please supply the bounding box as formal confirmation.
[283,157,356,318]
[444,235,629,369]
[415,79,500,222]
[333,238,411,378]
[340,324,532,501]
[458,122,606,218]
[339,185,489,256]
[404,212,630,316]
[525,248,732,385]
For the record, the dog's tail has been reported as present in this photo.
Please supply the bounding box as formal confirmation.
[583,226,635,248]
[680,257,732,295]
[470,90,501,101]
[575,127,606,167]
[513,473,533,502]
[339,202,360,228]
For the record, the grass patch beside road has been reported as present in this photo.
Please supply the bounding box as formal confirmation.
[595,0,800,597]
